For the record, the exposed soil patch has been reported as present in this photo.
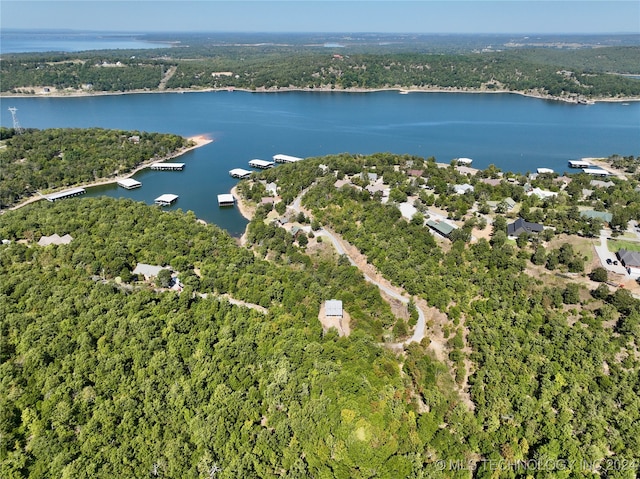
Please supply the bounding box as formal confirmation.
[318,302,351,337]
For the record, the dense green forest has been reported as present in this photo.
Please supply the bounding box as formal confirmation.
[0,127,190,208]
[2,149,640,477]
[239,152,640,477]
[1,197,467,478]
[2,37,640,100]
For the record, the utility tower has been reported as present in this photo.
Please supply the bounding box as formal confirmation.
[8,107,24,134]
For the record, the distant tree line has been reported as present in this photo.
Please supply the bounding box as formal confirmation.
[3,45,640,99]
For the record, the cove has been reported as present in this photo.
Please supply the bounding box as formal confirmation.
[2,90,638,235]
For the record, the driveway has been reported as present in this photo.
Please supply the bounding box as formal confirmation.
[594,230,628,275]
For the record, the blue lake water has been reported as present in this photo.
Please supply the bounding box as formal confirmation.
[0,31,170,54]
[1,91,638,236]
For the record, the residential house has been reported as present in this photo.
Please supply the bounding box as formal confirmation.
[507,218,543,237]
[617,249,640,276]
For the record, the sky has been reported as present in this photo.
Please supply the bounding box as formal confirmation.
[1,0,639,34]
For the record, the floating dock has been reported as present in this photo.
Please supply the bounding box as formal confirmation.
[229,168,252,179]
[150,162,185,171]
[249,159,275,169]
[273,154,303,164]
[217,193,235,207]
[568,160,591,168]
[117,178,142,189]
[154,194,179,206]
[46,187,86,202]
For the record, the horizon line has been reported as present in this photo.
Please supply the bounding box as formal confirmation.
[2,28,640,36]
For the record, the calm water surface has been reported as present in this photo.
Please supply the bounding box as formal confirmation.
[2,91,638,235]
[0,31,169,54]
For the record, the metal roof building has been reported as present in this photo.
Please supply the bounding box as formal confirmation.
[229,168,252,179]
[154,194,179,206]
[325,300,343,317]
[117,178,142,189]
[426,219,456,238]
[217,193,235,206]
[273,154,303,163]
[46,188,86,202]
[249,159,275,169]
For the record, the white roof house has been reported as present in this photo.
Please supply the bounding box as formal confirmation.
[325,300,343,317]
[132,263,166,279]
[37,233,73,246]
[265,182,278,195]
[453,183,474,194]
[527,187,558,199]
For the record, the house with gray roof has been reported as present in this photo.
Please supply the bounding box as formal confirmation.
[507,218,543,237]
[617,249,640,276]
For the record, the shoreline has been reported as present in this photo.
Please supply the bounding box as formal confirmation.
[5,134,214,212]
[229,185,255,246]
[2,85,639,104]
[230,185,255,222]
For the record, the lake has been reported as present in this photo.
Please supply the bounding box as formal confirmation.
[2,90,638,236]
[0,31,170,54]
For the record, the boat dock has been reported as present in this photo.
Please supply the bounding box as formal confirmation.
[229,168,252,179]
[46,187,86,202]
[154,194,179,206]
[150,162,185,171]
[217,193,235,207]
[582,168,611,176]
[568,160,591,168]
[249,159,275,169]
[273,154,303,164]
[117,178,142,189]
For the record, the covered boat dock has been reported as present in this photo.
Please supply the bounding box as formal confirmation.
[117,178,142,189]
[46,188,86,202]
[229,168,252,179]
[217,194,235,207]
[154,194,179,206]
[150,162,185,171]
[249,159,275,169]
[273,154,303,164]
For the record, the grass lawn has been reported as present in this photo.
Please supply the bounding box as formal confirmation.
[552,234,595,256]
[608,238,640,253]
